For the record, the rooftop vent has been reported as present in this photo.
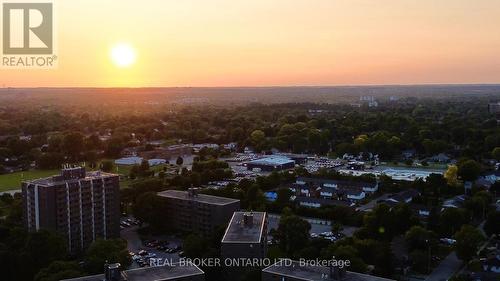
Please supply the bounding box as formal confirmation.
[104,262,122,281]
[61,166,86,180]
[243,213,254,228]
[187,188,199,197]
[329,265,346,280]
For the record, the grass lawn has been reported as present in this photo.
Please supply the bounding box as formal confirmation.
[0,162,172,192]
[0,169,59,192]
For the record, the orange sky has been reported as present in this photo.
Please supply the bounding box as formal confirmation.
[1,0,500,87]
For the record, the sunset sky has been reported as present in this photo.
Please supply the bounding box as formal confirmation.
[1,0,500,87]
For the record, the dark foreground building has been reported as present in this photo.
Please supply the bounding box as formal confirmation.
[22,167,120,253]
[221,212,268,280]
[61,262,205,281]
[262,260,396,281]
[157,188,240,235]
[221,211,268,259]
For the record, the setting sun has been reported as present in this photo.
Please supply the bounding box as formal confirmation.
[110,43,136,68]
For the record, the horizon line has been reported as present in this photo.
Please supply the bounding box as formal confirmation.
[1,82,500,90]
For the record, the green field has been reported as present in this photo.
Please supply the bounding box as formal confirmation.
[0,169,59,192]
[0,163,172,192]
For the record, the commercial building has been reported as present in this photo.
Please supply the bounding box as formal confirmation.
[61,262,205,281]
[246,156,295,172]
[262,260,395,281]
[157,188,240,235]
[22,167,120,253]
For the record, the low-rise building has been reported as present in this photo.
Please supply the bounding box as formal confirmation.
[262,260,395,281]
[384,189,419,204]
[61,262,205,281]
[246,156,295,172]
[157,188,240,235]
[290,178,377,205]
[294,197,352,209]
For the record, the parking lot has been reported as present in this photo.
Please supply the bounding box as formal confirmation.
[120,217,182,269]
[267,214,358,240]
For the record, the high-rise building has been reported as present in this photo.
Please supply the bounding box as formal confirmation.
[157,188,240,235]
[221,211,268,259]
[22,167,120,253]
[221,211,268,280]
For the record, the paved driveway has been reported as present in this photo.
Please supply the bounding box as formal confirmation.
[425,252,461,281]
[120,225,181,269]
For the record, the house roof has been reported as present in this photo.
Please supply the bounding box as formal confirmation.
[386,189,419,203]
[295,196,352,207]
[296,177,377,188]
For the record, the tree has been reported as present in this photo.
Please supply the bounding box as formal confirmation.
[250,130,266,151]
[140,159,150,172]
[62,132,85,161]
[405,226,435,252]
[36,152,65,169]
[276,188,292,206]
[484,211,500,236]
[444,165,459,186]
[409,250,429,273]
[132,192,166,230]
[492,147,500,161]
[465,191,492,220]
[440,208,470,237]
[84,239,131,274]
[176,156,184,166]
[20,230,68,279]
[457,159,481,181]
[321,245,367,273]
[101,160,115,173]
[35,261,83,281]
[490,181,500,197]
[183,234,207,258]
[276,213,311,255]
[454,225,484,262]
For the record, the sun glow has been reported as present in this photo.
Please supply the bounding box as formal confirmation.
[110,43,136,68]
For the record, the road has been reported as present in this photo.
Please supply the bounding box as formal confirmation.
[356,193,391,212]
[425,252,461,281]
[427,220,490,281]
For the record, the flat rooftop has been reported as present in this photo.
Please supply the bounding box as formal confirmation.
[61,263,204,281]
[248,156,295,166]
[263,261,395,281]
[24,171,118,187]
[157,189,240,206]
[123,263,204,281]
[222,211,266,243]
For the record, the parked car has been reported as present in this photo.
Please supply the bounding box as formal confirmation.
[440,238,457,245]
